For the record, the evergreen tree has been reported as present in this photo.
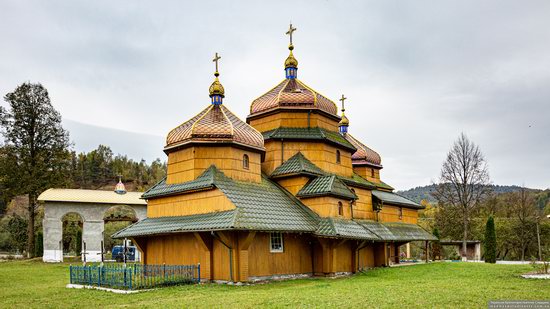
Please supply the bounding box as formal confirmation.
[484,216,497,263]
[0,82,71,257]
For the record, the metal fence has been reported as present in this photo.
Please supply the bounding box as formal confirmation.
[69,263,200,290]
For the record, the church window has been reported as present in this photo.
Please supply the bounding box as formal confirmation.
[338,201,344,216]
[243,154,249,169]
[336,150,341,164]
[371,168,375,178]
[399,207,403,220]
[270,232,284,253]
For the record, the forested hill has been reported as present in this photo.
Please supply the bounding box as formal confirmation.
[397,184,531,204]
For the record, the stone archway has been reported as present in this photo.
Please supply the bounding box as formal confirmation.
[39,189,147,262]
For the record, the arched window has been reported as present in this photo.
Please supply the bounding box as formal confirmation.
[338,201,344,216]
[371,168,375,178]
[336,150,341,164]
[243,154,249,169]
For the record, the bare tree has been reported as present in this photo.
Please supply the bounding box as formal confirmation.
[434,133,491,258]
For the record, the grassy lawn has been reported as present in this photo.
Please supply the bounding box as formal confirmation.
[1,260,549,308]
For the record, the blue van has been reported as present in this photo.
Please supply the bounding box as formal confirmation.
[111,245,136,262]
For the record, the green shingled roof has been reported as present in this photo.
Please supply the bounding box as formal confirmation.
[297,175,358,200]
[316,218,379,240]
[115,166,318,238]
[337,173,377,190]
[263,127,356,152]
[270,152,324,178]
[375,181,394,191]
[142,166,217,199]
[356,220,435,241]
[112,211,236,238]
[372,190,423,209]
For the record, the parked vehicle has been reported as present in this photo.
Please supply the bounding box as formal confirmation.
[111,245,136,262]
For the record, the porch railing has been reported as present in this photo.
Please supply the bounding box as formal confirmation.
[69,263,200,290]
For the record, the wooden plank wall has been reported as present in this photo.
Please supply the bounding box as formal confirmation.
[301,196,352,218]
[247,233,313,277]
[378,205,418,224]
[262,141,353,177]
[276,176,310,195]
[167,146,262,184]
[353,166,381,183]
[146,188,235,218]
[249,112,339,133]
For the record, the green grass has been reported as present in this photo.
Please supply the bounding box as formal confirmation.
[1,260,549,308]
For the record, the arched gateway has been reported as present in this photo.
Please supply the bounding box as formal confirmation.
[38,187,146,262]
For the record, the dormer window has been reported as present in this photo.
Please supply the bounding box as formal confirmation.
[243,154,249,169]
[336,150,341,164]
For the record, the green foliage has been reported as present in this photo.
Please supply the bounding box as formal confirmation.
[431,228,442,260]
[484,216,497,263]
[0,82,71,257]
[1,215,28,253]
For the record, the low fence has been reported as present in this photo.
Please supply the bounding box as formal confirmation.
[69,263,200,290]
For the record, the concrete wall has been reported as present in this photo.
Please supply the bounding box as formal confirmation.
[42,202,146,263]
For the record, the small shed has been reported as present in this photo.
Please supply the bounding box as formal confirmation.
[440,240,481,261]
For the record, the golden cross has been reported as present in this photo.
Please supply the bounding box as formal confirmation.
[339,94,347,111]
[213,52,221,73]
[286,23,297,45]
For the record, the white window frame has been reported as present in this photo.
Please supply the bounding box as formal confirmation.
[269,232,284,253]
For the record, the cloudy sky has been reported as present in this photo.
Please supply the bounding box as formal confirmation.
[1,0,549,190]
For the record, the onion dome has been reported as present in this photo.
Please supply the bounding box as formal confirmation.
[345,133,382,168]
[114,177,127,194]
[285,45,298,70]
[165,52,264,153]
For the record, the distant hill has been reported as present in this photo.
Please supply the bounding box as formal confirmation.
[397,184,532,204]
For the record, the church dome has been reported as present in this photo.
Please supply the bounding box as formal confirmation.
[344,133,382,167]
[165,104,265,153]
[249,78,338,117]
[284,45,298,68]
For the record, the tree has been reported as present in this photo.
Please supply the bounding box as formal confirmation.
[484,216,497,263]
[432,228,442,260]
[0,82,71,257]
[434,133,491,259]
[507,187,538,260]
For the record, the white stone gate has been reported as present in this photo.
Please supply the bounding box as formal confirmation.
[38,188,146,262]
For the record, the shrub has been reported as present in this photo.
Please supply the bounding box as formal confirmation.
[484,216,497,263]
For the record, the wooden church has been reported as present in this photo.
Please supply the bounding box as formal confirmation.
[114,25,435,282]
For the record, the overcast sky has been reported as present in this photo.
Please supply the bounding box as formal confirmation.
[1,0,549,190]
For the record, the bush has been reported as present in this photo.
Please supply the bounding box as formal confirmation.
[484,216,497,263]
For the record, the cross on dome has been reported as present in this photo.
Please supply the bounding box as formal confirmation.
[284,23,298,79]
[209,52,225,104]
[339,94,350,134]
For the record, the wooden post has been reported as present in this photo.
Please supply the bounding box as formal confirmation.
[383,242,389,267]
[406,242,411,259]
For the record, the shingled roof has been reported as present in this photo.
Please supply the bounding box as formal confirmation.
[115,167,432,241]
[372,190,423,209]
[263,127,356,152]
[271,152,325,178]
[297,175,358,200]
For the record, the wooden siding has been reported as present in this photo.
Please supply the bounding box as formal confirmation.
[301,196,354,218]
[247,233,313,277]
[379,205,418,224]
[262,141,353,177]
[353,166,381,183]
[147,188,235,218]
[167,146,262,184]
[349,187,376,220]
[275,176,310,195]
[249,112,339,133]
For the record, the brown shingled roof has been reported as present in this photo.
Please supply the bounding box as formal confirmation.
[249,79,338,117]
[344,133,382,167]
[165,105,265,152]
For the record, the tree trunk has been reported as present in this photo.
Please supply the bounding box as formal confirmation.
[462,208,468,259]
[27,192,36,258]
